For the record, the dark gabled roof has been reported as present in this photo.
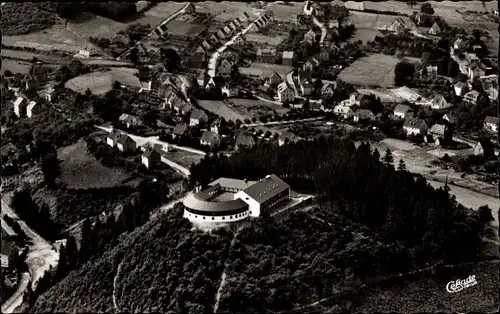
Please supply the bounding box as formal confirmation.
[200,130,221,144]
[394,104,412,113]
[403,118,428,130]
[278,131,298,141]
[143,148,160,158]
[429,124,447,136]
[235,132,255,147]
[173,123,188,135]
[116,134,135,145]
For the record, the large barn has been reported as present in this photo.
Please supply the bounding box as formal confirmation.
[183,174,290,223]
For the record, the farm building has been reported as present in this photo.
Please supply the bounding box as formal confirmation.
[403,118,428,136]
[387,17,416,34]
[200,131,221,148]
[339,93,361,107]
[257,48,277,64]
[484,116,499,133]
[142,148,161,169]
[468,62,486,82]
[190,109,209,126]
[282,51,294,66]
[277,82,295,103]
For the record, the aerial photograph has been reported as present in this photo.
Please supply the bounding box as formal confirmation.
[1,1,498,313]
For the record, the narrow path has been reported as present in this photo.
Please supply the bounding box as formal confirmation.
[213,225,244,313]
[112,259,124,313]
[304,1,327,44]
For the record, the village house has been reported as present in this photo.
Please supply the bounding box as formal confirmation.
[302,57,320,72]
[141,148,161,169]
[1,238,19,269]
[487,84,498,101]
[403,118,428,136]
[296,14,312,30]
[298,68,313,82]
[217,59,233,77]
[166,94,193,114]
[116,134,137,153]
[172,123,188,139]
[282,51,294,66]
[233,34,246,46]
[39,84,57,103]
[454,81,468,96]
[442,113,457,125]
[13,97,28,118]
[201,40,212,51]
[235,132,255,151]
[277,82,295,103]
[425,65,438,77]
[428,124,452,146]
[210,118,222,135]
[453,38,467,51]
[318,48,332,62]
[200,130,221,148]
[216,29,227,40]
[26,101,41,118]
[106,129,121,147]
[328,20,340,29]
[473,139,493,157]
[388,17,416,35]
[463,90,481,105]
[256,48,277,64]
[430,94,451,110]
[268,71,283,86]
[353,109,376,123]
[192,46,206,68]
[300,80,313,96]
[484,116,499,133]
[339,92,361,107]
[321,82,337,97]
[428,22,441,35]
[222,84,240,98]
[468,62,486,82]
[304,29,317,44]
[223,25,233,37]
[210,33,219,44]
[189,109,209,126]
[119,113,143,128]
[233,18,241,27]
[333,105,354,120]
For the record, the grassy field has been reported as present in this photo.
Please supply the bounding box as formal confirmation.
[239,62,293,78]
[165,19,206,37]
[338,53,413,88]
[1,59,31,74]
[67,13,126,39]
[349,28,383,44]
[166,150,204,169]
[57,139,131,189]
[195,1,255,22]
[65,68,140,95]
[197,100,248,121]
[229,98,289,116]
[267,3,304,23]
[348,260,499,313]
[244,33,286,46]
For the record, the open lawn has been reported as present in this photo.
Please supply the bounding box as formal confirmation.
[239,62,293,78]
[244,33,286,46]
[1,59,31,74]
[166,150,203,169]
[197,100,248,121]
[195,1,255,22]
[229,98,289,116]
[1,49,68,63]
[57,139,131,189]
[349,28,383,44]
[267,3,304,23]
[67,12,126,40]
[65,68,140,95]
[338,53,414,88]
[164,19,206,37]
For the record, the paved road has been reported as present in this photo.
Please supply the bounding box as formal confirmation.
[1,272,30,314]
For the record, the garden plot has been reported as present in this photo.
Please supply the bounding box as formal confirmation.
[269,3,304,23]
[230,98,289,116]
[67,13,126,39]
[164,19,206,37]
[239,63,293,79]
[1,60,31,74]
[166,150,204,169]
[197,100,248,121]
[195,2,254,22]
[244,33,286,46]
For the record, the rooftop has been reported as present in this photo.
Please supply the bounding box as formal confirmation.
[242,174,290,204]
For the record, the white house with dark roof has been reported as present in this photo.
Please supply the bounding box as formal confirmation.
[268,71,283,86]
[454,81,468,96]
[430,95,451,110]
[190,109,208,126]
[393,104,413,119]
[119,113,143,128]
[403,118,428,136]
[142,148,161,169]
[234,174,290,217]
[277,82,294,103]
[484,116,499,133]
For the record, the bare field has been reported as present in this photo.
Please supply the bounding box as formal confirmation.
[167,150,203,169]
[197,100,248,121]
[338,53,407,88]
[57,139,131,189]
[346,11,414,30]
[267,3,304,22]
[239,62,293,78]
[165,19,206,37]
[65,68,140,95]
[244,33,286,46]
[1,59,31,74]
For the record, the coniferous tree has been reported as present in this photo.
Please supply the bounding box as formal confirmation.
[65,236,78,271]
[78,218,92,265]
[372,148,380,161]
[397,159,407,172]
[382,149,394,167]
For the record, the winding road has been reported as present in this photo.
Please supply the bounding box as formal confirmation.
[303,1,327,45]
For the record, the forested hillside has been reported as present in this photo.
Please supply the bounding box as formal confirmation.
[31,137,495,313]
